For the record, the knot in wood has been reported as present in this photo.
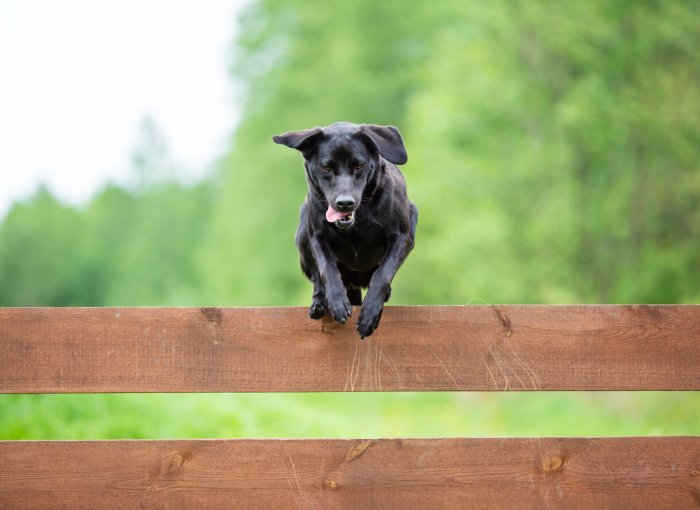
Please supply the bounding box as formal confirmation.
[323,480,338,490]
[542,455,564,473]
[200,307,222,325]
[495,306,512,337]
[345,440,373,462]
[161,453,184,474]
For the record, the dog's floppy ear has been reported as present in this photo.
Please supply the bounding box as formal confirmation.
[358,124,408,165]
[273,127,323,156]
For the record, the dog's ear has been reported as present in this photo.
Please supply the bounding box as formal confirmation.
[273,128,323,156]
[358,124,408,165]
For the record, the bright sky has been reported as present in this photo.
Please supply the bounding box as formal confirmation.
[0,0,245,218]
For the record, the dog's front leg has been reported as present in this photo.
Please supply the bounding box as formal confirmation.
[309,234,353,324]
[357,231,415,338]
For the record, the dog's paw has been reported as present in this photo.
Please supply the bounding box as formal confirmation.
[308,299,326,320]
[326,291,352,324]
[356,298,384,339]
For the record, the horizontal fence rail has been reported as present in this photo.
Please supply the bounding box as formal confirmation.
[1,305,699,392]
[1,437,699,509]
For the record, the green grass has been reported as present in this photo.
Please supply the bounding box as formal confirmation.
[1,392,698,440]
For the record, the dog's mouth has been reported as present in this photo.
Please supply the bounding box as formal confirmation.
[326,206,356,229]
[335,211,355,228]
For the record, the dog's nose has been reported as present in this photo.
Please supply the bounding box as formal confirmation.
[335,196,355,212]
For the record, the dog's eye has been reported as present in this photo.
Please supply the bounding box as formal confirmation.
[322,164,332,172]
[355,163,365,172]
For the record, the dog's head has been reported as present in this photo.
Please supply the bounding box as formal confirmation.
[273,122,407,230]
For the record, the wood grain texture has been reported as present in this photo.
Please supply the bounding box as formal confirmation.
[1,305,699,392]
[1,437,698,509]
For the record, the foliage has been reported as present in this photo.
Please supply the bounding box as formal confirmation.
[404,1,700,304]
[2,392,699,440]
[1,0,699,438]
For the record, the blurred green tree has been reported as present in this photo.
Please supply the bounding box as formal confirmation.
[403,0,700,304]
[0,187,95,305]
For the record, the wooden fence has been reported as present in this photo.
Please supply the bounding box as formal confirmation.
[1,305,699,508]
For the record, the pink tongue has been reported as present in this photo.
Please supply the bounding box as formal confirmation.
[326,206,346,223]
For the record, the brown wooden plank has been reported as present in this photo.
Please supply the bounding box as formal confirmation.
[0,305,699,392]
[0,437,698,509]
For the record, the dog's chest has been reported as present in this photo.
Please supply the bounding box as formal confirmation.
[331,229,387,272]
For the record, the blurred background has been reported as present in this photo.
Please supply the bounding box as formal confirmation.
[1,0,699,439]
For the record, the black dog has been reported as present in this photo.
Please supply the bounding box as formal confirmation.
[273,122,417,338]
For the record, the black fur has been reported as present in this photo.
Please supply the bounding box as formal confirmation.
[273,122,417,338]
